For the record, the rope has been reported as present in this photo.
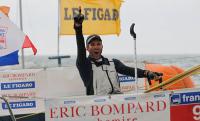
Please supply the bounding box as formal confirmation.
[15,112,44,120]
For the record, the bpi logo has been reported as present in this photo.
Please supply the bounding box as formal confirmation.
[0,27,7,49]
[171,94,181,105]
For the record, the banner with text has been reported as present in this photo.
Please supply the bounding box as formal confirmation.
[0,69,45,116]
[60,0,122,35]
[170,89,200,121]
[45,92,170,121]
[118,74,145,92]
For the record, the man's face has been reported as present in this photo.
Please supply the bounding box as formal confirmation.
[86,40,103,60]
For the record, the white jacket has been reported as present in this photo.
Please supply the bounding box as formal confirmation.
[92,60,121,95]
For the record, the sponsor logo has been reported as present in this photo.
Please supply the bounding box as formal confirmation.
[124,96,136,101]
[171,94,181,105]
[154,94,165,98]
[1,81,35,90]
[171,91,200,105]
[64,100,76,104]
[94,98,106,102]
[119,76,135,82]
[181,92,200,104]
[2,101,36,109]
[0,27,7,49]
[64,8,119,21]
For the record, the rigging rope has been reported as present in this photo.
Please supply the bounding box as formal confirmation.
[15,112,44,120]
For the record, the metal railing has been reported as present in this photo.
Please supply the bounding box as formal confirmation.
[0,96,16,121]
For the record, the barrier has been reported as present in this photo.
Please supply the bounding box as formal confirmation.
[0,66,199,121]
[45,92,170,121]
[0,69,45,116]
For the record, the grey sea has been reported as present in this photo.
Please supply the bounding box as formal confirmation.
[21,54,200,68]
[1,54,200,85]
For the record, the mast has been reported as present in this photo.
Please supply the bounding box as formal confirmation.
[19,0,25,69]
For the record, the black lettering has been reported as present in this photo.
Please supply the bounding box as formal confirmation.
[112,9,119,20]
[104,8,111,20]
[64,8,119,21]
[72,8,79,18]
[97,8,104,20]
[92,8,97,20]
[84,8,91,20]
[64,8,71,20]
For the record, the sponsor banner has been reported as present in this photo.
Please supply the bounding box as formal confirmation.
[0,69,45,116]
[1,81,35,90]
[0,99,44,116]
[118,74,145,92]
[60,0,122,35]
[45,92,170,121]
[170,89,200,121]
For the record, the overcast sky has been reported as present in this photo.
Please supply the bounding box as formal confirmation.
[1,0,200,56]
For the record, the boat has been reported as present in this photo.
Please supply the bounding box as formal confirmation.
[0,0,200,121]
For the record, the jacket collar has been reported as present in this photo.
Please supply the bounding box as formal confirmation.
[88,56,110,67]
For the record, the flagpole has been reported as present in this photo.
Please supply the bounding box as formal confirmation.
[48,0,71,66]
[19,0,25,69]
[57,0,61,58]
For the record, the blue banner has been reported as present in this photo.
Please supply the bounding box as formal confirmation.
[171,91,200,105]
[1,81,35,90]
[2,101,36,109]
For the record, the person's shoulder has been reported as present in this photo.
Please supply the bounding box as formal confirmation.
[112,58,121,63]
[112,58,124,66]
